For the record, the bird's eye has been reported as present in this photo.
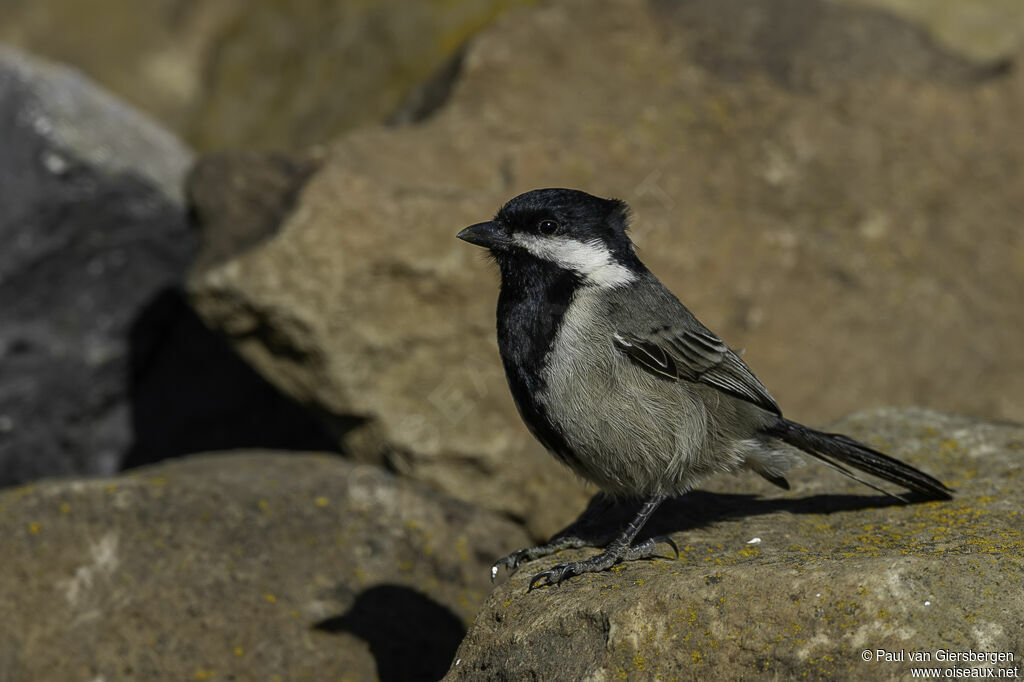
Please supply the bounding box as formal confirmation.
[537,219,560,235]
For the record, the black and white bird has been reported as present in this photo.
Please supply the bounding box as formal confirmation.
[457,188,952,589]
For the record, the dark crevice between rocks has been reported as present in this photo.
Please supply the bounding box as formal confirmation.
[123,287,341,469]
[314,584,465,682]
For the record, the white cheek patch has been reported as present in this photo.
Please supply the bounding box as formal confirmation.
[513,234,637,288]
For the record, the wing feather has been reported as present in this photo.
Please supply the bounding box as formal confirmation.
[614,326,781,415]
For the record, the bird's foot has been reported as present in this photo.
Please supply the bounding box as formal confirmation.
[491,535,596,581]
[527,535,678,590]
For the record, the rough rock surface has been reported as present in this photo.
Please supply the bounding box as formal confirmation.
[447,409,1024,681]
[0,48,194,484]
[0,452,529,682]
[0,48,338,487]
[188,0,1024,537]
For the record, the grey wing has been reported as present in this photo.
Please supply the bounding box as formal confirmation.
[612,326,782,416]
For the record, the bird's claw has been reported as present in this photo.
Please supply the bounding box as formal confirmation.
[490,550,525,582]
[490,536,594,582]
[653,535,680,560]
[525,535,680,591]
[528,563,576,590]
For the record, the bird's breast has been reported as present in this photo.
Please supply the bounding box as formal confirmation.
[537,287,720,493]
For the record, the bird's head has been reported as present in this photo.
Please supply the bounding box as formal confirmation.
[457,188,642,288]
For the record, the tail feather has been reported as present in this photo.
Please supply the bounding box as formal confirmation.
[764,418,953,501]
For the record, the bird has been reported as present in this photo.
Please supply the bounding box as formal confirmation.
[456,188,953,590]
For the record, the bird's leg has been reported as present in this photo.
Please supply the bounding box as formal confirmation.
[528,495,674,590]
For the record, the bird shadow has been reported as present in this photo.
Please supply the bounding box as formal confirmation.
[313,584,466,682]
[550,488,922,548]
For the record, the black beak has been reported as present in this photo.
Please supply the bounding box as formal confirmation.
[457,221,509,250]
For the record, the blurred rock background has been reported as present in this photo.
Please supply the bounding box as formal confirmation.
[1,0,1022,680]
[0,0,541,149]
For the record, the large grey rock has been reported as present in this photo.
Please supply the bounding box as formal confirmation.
[0,48,338,487]
[447,409,1024,681]
[0,48,194,484]
[0,45,192,203]
[0,452,530,681]
[188,0,1024,538]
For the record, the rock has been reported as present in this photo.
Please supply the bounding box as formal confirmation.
[185,150,324,272]
[838,0,1024,62]
[446,409,1024,681]
[187,0,541,150]
[188,0,1024,538]
[0,45,193,201]
[0,452,530,681]
[1,0,539,150]
[0,48,194,484]
[0,48,337,487]
[0,0,241,147]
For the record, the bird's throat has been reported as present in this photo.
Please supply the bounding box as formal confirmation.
[495,255,580,381]
[492,255,585,467]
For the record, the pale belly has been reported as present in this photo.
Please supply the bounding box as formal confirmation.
[537,304,755,495]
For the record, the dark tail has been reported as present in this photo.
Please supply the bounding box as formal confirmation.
[764,418,953,502]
